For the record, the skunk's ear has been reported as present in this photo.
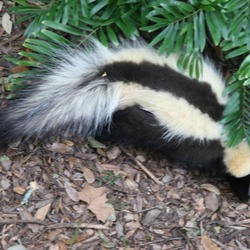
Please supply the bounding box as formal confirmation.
[223,141,250,178]
[225,174,250,201]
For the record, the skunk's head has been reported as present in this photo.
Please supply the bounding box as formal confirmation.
[224,141,250,178]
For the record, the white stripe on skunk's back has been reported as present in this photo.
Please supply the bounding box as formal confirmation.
[117,82,223,141]
[106,44,227,106]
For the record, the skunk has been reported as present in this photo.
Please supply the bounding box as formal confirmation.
[0,40,249,200]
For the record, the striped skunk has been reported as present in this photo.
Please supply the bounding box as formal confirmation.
[0,40,249,201]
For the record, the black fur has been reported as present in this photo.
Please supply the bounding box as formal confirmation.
[104,62,224,121]
[98,105,250,201]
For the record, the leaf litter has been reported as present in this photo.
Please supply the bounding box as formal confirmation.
[0,5,250,249]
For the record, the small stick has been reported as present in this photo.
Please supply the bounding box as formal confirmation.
[0,32,24,46]
[120,146,163,185]
[0,220,109,230]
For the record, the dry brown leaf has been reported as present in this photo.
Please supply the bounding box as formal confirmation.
[205,193,219,211]
[13,186,26,195]
[125,178,138,190]
[19,210,43,233]
[47,229,63,241]
[201,184,221,195]
[78,185,115,222]
[141,209,161,227]
[1,178,10,190]
[2,13,12,34]
[125,221,141,230]
[100,163,121,172]
[57,241,67,250]
[106,146,121,160]
[34,202,52,221]
[48,243,59,250]
[88,193,115,222]
[235,203,248,210]
[64,231,93,244]
[64,139,74,147]
[0,155,12,171]
[64,181,79,202]
[201,236,221,250]
[10,66,29,74]
[67,156,75,168]
[82,167,95,184]
[194,197,205,212]
[29,181,40,191]
[50,143,73,154]
[78,185,107,203]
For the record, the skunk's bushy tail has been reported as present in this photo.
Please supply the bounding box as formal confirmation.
[0,41,126,147]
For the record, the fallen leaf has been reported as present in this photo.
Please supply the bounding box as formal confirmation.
[67,156,76,168]
[82,167,95,184]
[201,184,221,195]
[125,178,138,190]
[201,236,221,250]
[106,146,121,160]
[10,66,29,74]
[78,185,115,222]
[78,185,107,203]
[0,155,12,171]
[88,194,116,222]
[50,143,73,154]
[64,181,79,202]
[34,202,52,221]
[125,221,141,230]
[100,164,121,172]
[1,178,10,190]
[64,139,74,147]
[235,203,248,210]
[7,244,27,250]
[64,231,93,244]
[48,229,63,241]
[48,243,59,250]
[87,136,106,148]
[2,13,12,34]
[13,186,26,195]
[141,209,161,227]
[19,210,43,233]
[194,197,205,212]
[205,193,219,211]
[56,241,67,250]
[29,181,40,191]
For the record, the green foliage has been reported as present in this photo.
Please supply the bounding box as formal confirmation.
[9,0,250,146]
[222,56,250,146]
[98,171,122,187]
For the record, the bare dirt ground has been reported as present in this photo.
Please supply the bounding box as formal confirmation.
[0,3,249,250]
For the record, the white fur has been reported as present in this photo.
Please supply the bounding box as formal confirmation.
[106,44,227,106]
[116,82,223,141]
[10,40,225,141]
[224,140,250,177]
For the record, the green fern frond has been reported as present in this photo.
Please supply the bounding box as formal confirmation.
[223,56,250,146]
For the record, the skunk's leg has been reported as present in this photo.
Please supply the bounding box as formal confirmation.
[225,174,250,201]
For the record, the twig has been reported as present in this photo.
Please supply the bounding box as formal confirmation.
[47,222,109,230]
[120,146,163,185]
[137,202,170,213]
[0,220,46,225]
[0,32,24,46]
[0,220,109,230]
[209,220,250,228]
